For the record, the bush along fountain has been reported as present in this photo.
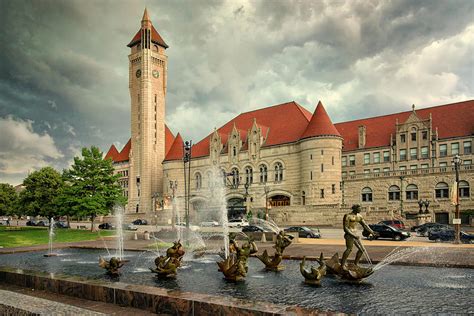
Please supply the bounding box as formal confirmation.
[150,240,185,278]
[99,205,127,276]
[44,217,57,257]
[217,236,258,281]
[300,253,327,285]
[257,230,293,271]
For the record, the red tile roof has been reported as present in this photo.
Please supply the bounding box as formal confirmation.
[188,101,313,159]
[164,133,184,161]
[300,101,341,139]
[127,24,169,48]
[104,144,119,161]
[335,100,474,152]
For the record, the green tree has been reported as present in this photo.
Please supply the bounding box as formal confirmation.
[18,167,64,219]
[0,183,18,216]
[62,146,125,231]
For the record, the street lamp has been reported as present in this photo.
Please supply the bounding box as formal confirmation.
[453,154,462,244]
[136,176,140,213]
[264,185,270,220]
[244,181,250,215]
[169,180,178,227]
[183,141,192,243]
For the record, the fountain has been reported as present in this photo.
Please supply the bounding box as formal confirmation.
[98,205,127,276]
[299,253,327,285]
[150,240,185,278]
[256,230,292,271]
[43,217,57,257]
[217,237,258,281]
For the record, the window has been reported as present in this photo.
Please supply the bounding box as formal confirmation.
[400,166,406,171]
[232,146,237,157]
[373,152,380,163]
[321,150,324,155]
[310,154,312,160]
[342,156,347,167]
[310,171,313,180]
[401,134,406,143]
[463,160,472,165]
[383,167,390,172]
[464,141,472,154]
[439,144,447,157]
[410,148,417,160]
[274,162,283,182]
[349,171,355,175]
[421,146,429,159]
[332,184,336,194]
[195,173,202,189]
[364,153,370,164]
[320,189,324,199]
[439,162,447,167]
[342,171,347,177]
[435,182,449,199]
[406,184,418,200]
[451,143,459,155]
[400,149,407,161]
[332,156,334,165]
[245,166,253,184]
[364,169,370,174]
[259,165,267,183]
[459,181,470,198]
[388,185,400,201]
[422,131,428,140]
[411,128,417,141]
[410,165,417,170]
[349,155,355,166]
[383,151,390,162]
[421,164,429,169]
[361,187,373,202]
[372,168,379,173]
[302,191,306,205]
[231,168,239,186]
[321,164,324,172]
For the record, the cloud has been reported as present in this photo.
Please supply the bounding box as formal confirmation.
[0,116,63,177]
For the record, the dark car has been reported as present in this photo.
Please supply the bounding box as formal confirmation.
[26,220,37,226]
[417,223,451,237]
[98,222,114,230]
[378,220,405,230]
[411,222,437,232]
[363,224,410,241]
[242,225,265,233]
[54,221,70,229]
[428,230,474,243]
[284,226,321,238]
[132,219,148,225]
[36,220,49,227]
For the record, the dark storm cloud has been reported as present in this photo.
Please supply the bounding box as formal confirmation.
[0,0,473,185]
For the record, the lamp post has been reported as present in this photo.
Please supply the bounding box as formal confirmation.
[169,180,178,227]
[244,181,250,215]
[264,185,270,220]
[453,154,462,244]
[183,141,192,243]
[136,176,140,213]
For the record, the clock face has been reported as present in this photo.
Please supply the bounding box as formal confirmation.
[152,70,160,78]
[135,69,141,78]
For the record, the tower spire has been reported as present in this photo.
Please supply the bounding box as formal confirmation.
[142,7,150,22]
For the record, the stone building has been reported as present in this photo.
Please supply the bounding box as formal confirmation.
[105,10,474,225]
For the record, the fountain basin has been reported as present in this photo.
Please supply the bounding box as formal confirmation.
[0,248,473,314]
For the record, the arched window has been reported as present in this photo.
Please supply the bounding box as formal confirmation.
[361,187,373,202]
[388,185,400,201]
[435,182,449,199]
[245,166,253,184]
[259,164,268,183]
[406,184,418,200]
[195,173,202,189]
[411,127,417,141]
[269,195,290,207]
[274,162,283,182]
[459,180,470,198]
[231,168,239,186]
[302,191,306,206]
[233,146,237,157]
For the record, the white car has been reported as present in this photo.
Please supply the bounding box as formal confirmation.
[227,219,249,228]
[200,221,219,227]
[175,222,200,231]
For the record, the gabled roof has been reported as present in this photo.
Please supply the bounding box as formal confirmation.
[127,25,168,48]
[335,100,474,152]
[189,101,313,159]
[104,144,119,161]
[164,133,184,161]
[300,101,341,140]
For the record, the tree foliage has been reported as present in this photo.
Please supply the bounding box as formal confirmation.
[60,146,125,229]
[0,183,18,216]
[18,167,63,218]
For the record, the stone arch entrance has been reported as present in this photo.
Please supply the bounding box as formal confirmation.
[227,197,246,219]
[269,194,290,207]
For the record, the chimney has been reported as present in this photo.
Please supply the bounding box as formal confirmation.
[358,125,366,149]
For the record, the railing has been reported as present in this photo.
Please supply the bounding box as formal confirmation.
[343,164,473,181]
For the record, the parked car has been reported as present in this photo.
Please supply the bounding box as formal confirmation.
[36,220,49,227]
[242,225,266,233]
[428,230,474,243]
[175,222,200,231]
[132,219,148,225]
[98,222,115,230]
[378,220,405,230]
[54,221,70,229]
[284,226,321,238]
[26,220,37,226]
[363,224,410,241]
[200,221,219,227]
[126,223,138,231]
[411,222,437,232]
[417,223,451,237]
[227,218,249,228]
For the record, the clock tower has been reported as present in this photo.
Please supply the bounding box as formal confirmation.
[127,8,168,214]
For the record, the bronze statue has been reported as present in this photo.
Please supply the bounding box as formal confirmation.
[300,253,326,285]
[324,205,375,281]
[99,256,125,277]
[257,230,292,271]
[217,237,258,281]
[150,240,185,278]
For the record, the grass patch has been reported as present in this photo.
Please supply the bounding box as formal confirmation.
[146,241,173,250]
[0,226,114,248]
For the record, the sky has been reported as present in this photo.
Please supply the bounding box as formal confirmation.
[0,0,473,185]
